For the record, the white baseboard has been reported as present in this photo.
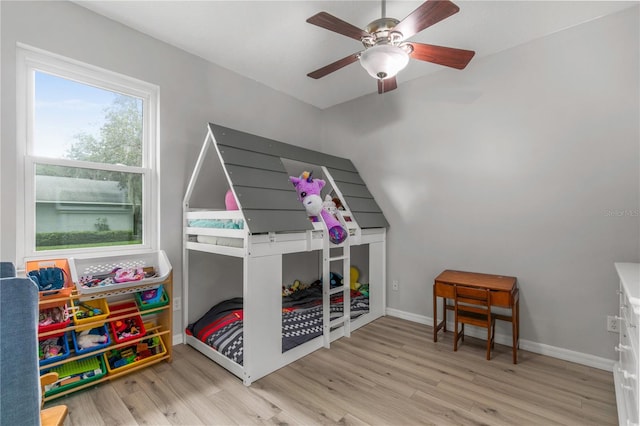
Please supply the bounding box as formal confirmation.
[173,333,184,346]
[385,307,616,372]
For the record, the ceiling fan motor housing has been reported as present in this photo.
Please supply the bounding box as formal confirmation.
[363,17,401,46]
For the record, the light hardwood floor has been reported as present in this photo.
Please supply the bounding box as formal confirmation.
[49,316,618,425]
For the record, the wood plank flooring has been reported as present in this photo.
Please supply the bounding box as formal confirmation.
[49,316,618,425]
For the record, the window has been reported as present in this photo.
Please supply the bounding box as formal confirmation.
[17,45,158,260]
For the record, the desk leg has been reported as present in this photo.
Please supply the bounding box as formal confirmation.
[433,285,449,342]
[442,298,447,333]
[512,298,519,364]
[433,285,438,342]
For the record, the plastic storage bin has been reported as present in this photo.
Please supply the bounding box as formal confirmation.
[71,325,111,356]
[39,332,70,367]
[69,251,171,297]
[26,258,74,309]
[104,331,167,374]
[134,286,169,312]
[43,355,107,397]
[38,304,71,336]
[108,301,145,344]
[71,298,110,331]
[137,285,163,304]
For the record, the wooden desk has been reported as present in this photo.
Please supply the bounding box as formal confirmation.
[433,269,520,364]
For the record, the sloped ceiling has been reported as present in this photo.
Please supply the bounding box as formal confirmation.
[75,1,635,109]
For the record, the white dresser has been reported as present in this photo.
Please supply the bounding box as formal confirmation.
[614,262,640,426]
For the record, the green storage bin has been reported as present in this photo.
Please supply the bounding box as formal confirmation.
[43,355,107,397]
[134,287,169,313]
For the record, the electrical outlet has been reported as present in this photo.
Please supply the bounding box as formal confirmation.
[173,296,182,311]
[392,280,399,291]
[607,315,619,333]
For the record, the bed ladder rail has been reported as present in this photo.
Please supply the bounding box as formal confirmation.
[321,228,351,349]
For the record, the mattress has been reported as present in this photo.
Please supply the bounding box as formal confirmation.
[186,290,369,366]
[187,218,244,229]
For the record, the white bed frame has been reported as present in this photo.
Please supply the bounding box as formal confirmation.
[182,128,387,386]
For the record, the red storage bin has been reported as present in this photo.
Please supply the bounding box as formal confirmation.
[38,304,71,336]
[108,301,145,344]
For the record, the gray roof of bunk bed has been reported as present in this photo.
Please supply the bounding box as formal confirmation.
[208,123,389,234]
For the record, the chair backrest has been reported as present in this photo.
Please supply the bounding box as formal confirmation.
[0,275,42,426]
[454,285,491,316]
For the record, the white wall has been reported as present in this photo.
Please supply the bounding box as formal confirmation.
[0,0,323,338]
[322,7,640,360]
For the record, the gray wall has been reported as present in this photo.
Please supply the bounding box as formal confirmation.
[321,7,640,360]
[0,0,323,338]
[1,0,638,362]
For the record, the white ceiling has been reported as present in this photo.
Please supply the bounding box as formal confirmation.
[75,1,635,109]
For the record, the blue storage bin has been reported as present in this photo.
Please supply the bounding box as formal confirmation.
[39,332,70,367]
[71,324,111,355]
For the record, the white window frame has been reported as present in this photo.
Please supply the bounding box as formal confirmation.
[16,44,159,263]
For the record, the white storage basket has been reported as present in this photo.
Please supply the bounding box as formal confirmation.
[69,251,171,299]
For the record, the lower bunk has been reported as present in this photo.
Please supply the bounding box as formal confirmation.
[185,284,373,381]
[183,230,386,385]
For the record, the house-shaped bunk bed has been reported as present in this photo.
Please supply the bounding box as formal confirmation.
[183,123,388,385]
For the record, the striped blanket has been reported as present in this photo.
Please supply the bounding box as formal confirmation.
[187,293,369,365]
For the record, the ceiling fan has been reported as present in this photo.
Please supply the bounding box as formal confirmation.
[306,0,475,94]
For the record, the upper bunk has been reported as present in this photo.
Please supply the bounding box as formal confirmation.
[183,123,388,257]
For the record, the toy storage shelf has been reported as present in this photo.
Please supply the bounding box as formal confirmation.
[37,272,173,402]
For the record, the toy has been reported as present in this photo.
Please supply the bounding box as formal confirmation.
[39,338,62,359]
[28,267,65,291]
[77,329,108,349]
[289,171,347,244]
[113,267,145,283]
[39,306,66,326]
[350,265,361,291]
[330,272,342,288]
[75,302,102,319]
[113,318,141,340]
[225,189,239,210]
[282,279,305,296]
[332,197,344,210]
[323,195,337,214]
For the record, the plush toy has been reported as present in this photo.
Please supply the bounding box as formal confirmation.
[289,171,347,244]
[330,272,342,288]
[77,329,108,349]
[323,195,337,214]
[225,189,239,210]
[350,265,361,291]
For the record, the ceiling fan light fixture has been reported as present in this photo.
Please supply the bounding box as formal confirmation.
[359,44,410,80]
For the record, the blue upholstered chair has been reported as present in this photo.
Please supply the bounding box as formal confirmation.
[0,262,68,426]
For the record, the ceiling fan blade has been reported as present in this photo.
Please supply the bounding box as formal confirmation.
[409,42,475,69]
[392,0,460,40]
[378,77,398,94]
[307,52,361,79]
[307,12,370,41]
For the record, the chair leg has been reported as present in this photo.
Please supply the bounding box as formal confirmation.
[486,325,491,360]
[454,317,459,351]
[491,320,496,349]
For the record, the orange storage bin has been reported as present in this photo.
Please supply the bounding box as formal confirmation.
[26,258,73,309]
